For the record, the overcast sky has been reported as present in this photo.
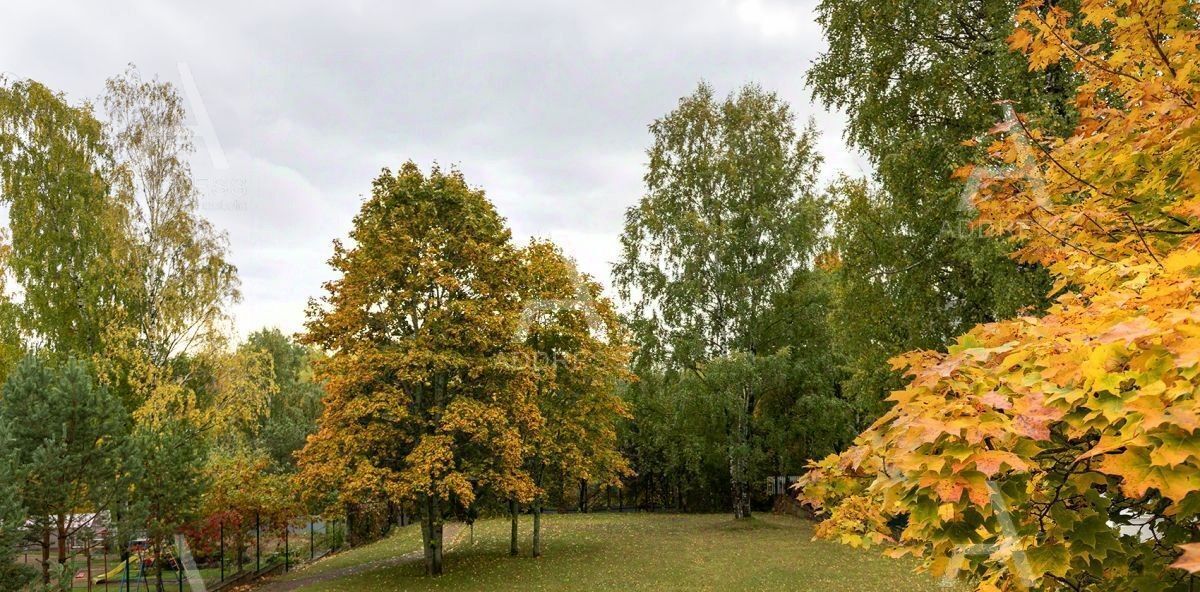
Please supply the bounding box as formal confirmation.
[2,0,868,340]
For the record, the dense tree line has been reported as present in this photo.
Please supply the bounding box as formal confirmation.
[614,83,852,517]
[0,69,324,591]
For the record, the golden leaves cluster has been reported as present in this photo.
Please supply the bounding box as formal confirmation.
[802,2,1200,590]
[294,164,631,516]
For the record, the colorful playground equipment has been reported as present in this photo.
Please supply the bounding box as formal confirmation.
[91,540,179,585]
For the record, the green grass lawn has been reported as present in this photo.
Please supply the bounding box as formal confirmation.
[277,525,422,580]
[290,512,952,592]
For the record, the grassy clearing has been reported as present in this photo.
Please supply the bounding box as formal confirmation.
[291,512,951,592]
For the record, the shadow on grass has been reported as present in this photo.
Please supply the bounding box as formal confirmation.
[361,530,608,583]
[704,516,790,533]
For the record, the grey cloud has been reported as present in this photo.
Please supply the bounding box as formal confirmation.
[1,0,867,338]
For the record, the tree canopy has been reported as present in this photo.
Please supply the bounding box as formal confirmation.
[810,0,1064,421]
[297,162,541,574]
[615,82,833,518]
[801,2,1200,590]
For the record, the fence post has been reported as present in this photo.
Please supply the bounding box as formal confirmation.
[219,520,225,582]
[177,544,183,592]
[102,543,108,592]
[255,513,261,573]
[310,519,314,561]
[284,523,290,573]
[123,541,130,592]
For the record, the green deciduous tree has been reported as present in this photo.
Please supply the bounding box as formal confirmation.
[297,162,539,575]
[239,328,325,469]
[615,83,826,519]
[0,78,127,357]
[809,0,1064,422]
[619,368,724,510]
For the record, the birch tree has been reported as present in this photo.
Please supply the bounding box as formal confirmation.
[615,83,824,518]
[100,65,240,419]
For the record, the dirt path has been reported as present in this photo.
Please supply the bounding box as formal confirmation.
[255,523,464,592]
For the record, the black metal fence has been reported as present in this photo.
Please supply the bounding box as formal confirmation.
[16,515,348,591]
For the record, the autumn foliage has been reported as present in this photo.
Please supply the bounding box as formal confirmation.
[296,162,540,510]
[519,240,634,497]
[800,1,1200,590]
[294,163,636,574]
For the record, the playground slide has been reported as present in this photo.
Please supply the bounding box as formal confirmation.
[92,554,142,585]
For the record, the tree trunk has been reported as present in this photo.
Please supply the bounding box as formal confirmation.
[532,503,542,558]
[56,514,68,578]
[236,530,244,572]
[731,469,752,519]
[41,527,50,584]
[154,539,165,592]
[432,517,443,575]
[508,499,519,556]
[419,493,444,576]
[730,384,753,520]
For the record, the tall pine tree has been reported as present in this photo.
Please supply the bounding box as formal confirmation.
[0,356,130,585]
[0,419,35,592]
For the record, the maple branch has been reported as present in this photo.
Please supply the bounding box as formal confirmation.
[1144,22,1177,79]
[1011,111,1200,236]
[1141,19,1197,109]
[1076,208,1118,240]
[1025,210,1115,264]
[1123,211,1164,268]
[1144,227,1200,236]
[1028,10,1142,86]
[1011,110,1113,201]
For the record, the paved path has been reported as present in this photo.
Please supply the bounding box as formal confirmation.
[255,523,464,592]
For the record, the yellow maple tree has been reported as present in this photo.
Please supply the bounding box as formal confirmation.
[295,163,540,576]
[801,1,1200,590]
